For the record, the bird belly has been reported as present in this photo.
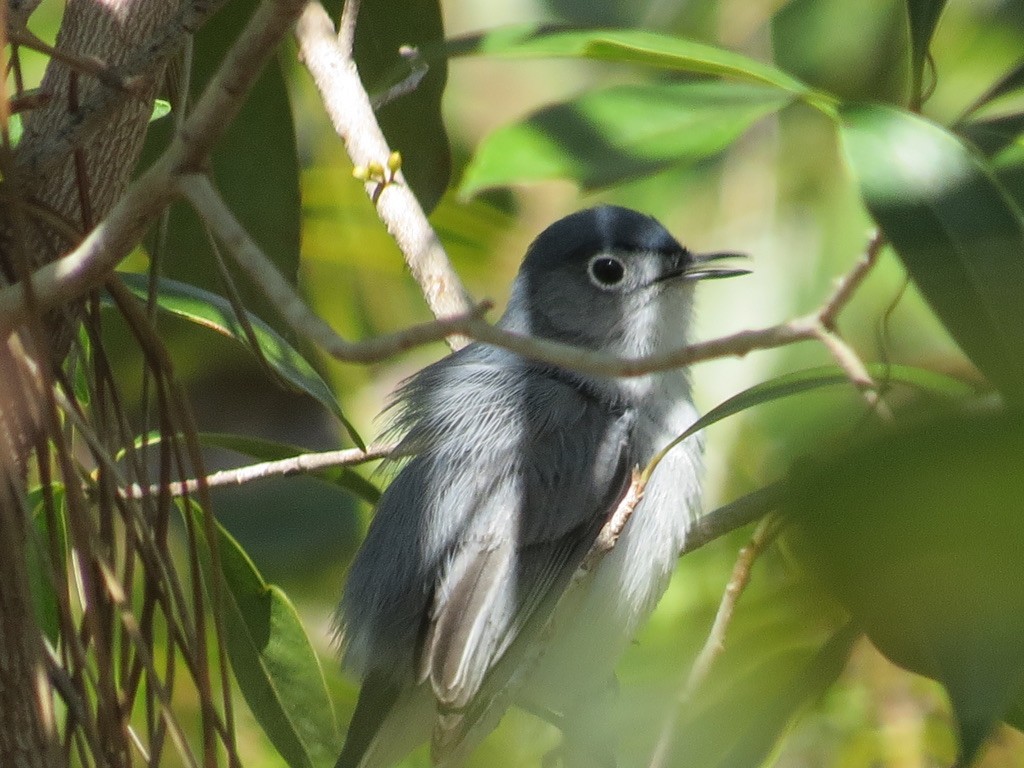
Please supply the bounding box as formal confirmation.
[518,416,703,716]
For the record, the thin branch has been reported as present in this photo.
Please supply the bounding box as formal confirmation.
[6,28,137,92]
[336,0,360,56]
[648,514,781,768]
[819,230,885,330]
[0,0,310,334]
[294,0,474,343]
[124,443,395,499]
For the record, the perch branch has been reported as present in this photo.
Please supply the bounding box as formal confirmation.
[294,0,474,346]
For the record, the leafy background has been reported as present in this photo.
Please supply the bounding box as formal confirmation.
[18,0,1024,765]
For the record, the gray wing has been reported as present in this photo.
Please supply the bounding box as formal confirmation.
[417,365,635,756]
[336,348,633,766]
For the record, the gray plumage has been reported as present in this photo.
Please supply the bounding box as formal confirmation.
[336,206,745,768]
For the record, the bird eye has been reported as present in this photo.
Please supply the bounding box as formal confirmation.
[588,256,625,288]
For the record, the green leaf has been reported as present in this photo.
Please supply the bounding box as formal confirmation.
[960,111,1024,157]
[189,501,340,768]
[200,432,381,505]
[26,485,67,645]
[444,25,812,95]
[662,363,972,460]
[905,0,948,106]
[461,81,792,194]
[353,0,450,213]
[788,409,1024,765]
[960,59,1024,121]
[138,0,301,324]
[115,273,365,448]
[840,104,1024,403]
[151,98,171,122]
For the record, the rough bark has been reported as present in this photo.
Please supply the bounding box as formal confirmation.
[0,0,179,765]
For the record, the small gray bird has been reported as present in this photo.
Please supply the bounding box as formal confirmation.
[336,206,746,768]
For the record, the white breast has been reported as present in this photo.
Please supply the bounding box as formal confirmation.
[519,370,703,714]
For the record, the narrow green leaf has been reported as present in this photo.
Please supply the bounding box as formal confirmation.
[201,432,381,505]
[841,104,1024,403]
[114,273,365,449]
[960,111,1024,157]
[905,0,948,106]
[688,363,970,442]
[26,485,67,644]
[189,501,339,768]
[648,363,971,480]
[444,25,812,96]
[960,59,1024,121]
[461,81,791,194]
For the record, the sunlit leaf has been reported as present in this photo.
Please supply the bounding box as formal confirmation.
[444,25,812,95]
[114,273,365,448]
[189,501,340,768]
[841,104,1024,403]
[151,98,171,122]
[461,81,791,194]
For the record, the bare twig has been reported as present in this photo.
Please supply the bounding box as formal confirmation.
[819,230,885,330]
[7,28,136,92]
[294,0,474,343]
[648,514,781,768]
[124,443,395,499]
[336,0,360,56]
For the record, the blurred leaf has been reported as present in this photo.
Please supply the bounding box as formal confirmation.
[353,0,450,213]
[991,140,1024,214]
[26,485,66,644]
[788,409,1024,764]
[905,0,948,105]
[190,501,339,768]
[461,82,791,194]
[682,363,973,440]
[960,60,1024,121]
[138,0,300,323]
[151,98,172,121]
[200,432,381,505]
[445,25,812,95]
[772,0,909,106]
[650,364,973,475]
[841,104,1024,404]
[959,111,1024,157]
[655,576,849,768]
[115,273,364,448]
[709,623,860,768]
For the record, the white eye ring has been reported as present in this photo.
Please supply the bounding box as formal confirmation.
[587,255,626,288]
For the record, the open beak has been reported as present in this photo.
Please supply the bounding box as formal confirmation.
[684,251,751,281]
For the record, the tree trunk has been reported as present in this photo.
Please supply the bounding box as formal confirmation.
[0,0,178,764]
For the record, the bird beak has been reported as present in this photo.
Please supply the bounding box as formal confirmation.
[684,251,751,280]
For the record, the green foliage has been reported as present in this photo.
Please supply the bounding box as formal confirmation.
[189,500,340,768]
[115,273,364,448]
[840,105,1024,404]
[462,82,793,193]
[788,411,1024,764]
[33,0,1024,766]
